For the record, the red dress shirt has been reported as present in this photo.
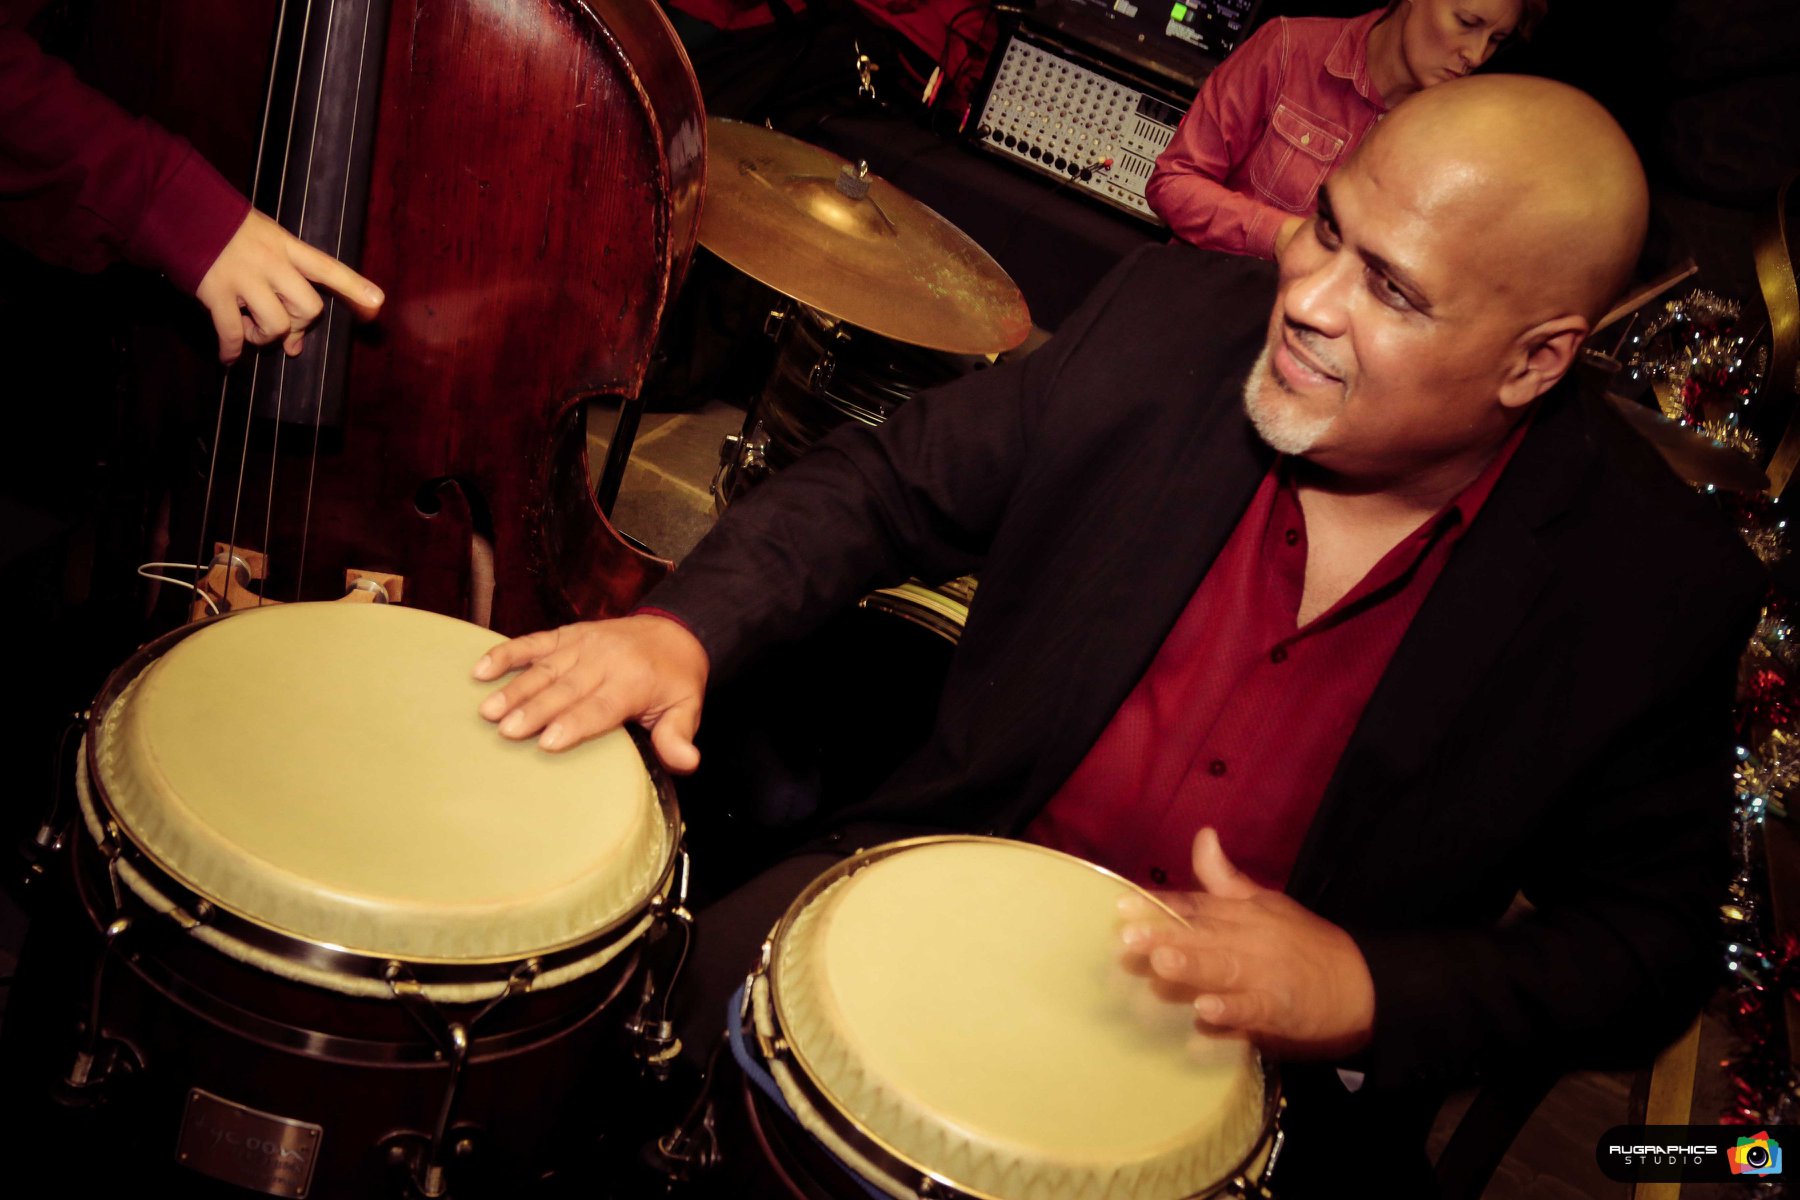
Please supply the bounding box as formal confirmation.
[0,2,248,294]
[1145,9,1388,259]
[1027,423,1528,892]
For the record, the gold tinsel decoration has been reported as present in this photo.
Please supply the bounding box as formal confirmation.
[1626,289,1768,427]
[1741,524,1788,567]
[1695,417,1762,461]
[1737,731,1799,819]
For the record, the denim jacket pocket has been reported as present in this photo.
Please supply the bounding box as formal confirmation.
[1248,101,1349,212]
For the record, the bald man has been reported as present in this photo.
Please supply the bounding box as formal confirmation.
[480,78,1760,1189]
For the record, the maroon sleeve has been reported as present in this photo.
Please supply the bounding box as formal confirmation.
[1144,19,1295,259]
[0,18,250,294]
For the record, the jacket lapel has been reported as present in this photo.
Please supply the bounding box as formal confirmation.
[1287,385,1600,903]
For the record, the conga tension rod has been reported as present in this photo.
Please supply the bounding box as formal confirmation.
[63,916,135,1096]
[627,850,694,1074]
[383,959,539,1198]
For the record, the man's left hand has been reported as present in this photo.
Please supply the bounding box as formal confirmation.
[1119,827,1376,1059]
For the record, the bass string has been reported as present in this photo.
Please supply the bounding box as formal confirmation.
[195,0,300,607]
[261,0,342,605]
[209,0,325,610]
[296,0,380,600]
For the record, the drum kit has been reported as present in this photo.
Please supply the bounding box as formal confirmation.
[4,119,1285,1200]
[702,117,1022,710]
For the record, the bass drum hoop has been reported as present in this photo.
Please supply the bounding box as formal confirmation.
[746,836,1286,1200]
[76,611,684,1002]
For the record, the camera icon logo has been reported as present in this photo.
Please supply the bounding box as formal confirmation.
[1728,1132,1783,1176]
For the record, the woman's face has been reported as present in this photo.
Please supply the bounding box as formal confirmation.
[1399,0,1522,88]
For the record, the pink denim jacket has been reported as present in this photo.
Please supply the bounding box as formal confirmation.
[1146,10,1389,259]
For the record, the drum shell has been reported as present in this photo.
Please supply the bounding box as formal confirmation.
[61,816,648,1198]
[43,608,684,1198]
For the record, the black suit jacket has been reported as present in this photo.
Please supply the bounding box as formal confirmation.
[648,243,1764,1098]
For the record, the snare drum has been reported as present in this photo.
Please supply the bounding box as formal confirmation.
[735,838,1283,1200]
[62,602,682,1198]
[714,304,986,509]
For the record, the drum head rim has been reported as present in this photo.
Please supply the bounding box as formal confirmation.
[80,612,683,983]
[757,837,1274,1199]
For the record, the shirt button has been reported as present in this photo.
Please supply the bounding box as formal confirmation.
[1208,759,1227,777]
[1270,646,1288,663]
[1300,132,1311,146]
[1284,528,1300,546]
[1149,866,1168,886]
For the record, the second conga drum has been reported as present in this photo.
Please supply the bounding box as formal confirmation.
[735,837,1284,1199]
[61,602,683,1198]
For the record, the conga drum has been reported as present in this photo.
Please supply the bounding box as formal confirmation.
[733,837,1283,1199]
[59,602,683,1198]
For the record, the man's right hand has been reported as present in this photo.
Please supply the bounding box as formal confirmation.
[473,614,709,772]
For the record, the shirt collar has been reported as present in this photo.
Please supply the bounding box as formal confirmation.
[1272,409,1534,543]
[1327,8,1392,109]
[1445,411,1535,529]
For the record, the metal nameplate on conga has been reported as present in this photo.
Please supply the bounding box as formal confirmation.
[176,1088,325,1198]
[68,602,683,1197]
[740,837,1282,1199]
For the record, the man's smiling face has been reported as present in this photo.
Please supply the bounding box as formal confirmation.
[1244,130,1552,482]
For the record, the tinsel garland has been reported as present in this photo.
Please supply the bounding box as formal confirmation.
[1632,290,1800,1168]
[1625,288,1769,441]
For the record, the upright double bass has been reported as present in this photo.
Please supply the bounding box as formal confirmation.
[82,0,703,632]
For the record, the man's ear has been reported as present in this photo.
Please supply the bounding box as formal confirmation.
[1499,315,1590,410]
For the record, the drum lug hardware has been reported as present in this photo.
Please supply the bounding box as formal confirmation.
[171,897,213,932]
[809,350,838,394]
[763,303,791,341]
[385,960,529,1200]
[22,713,87,888]
[629,849,694,1076]
[60,916,138,1100]
[739,423,769,473]
[1259,1105,1287,1192]
[382,1125,481,1200]
[646,1037,727,1184]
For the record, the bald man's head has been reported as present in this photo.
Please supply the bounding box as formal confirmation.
[1243,75,1651,491]
[1359,75,1649,324]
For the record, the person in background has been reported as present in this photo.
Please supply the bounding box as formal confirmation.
[0,2,383,362]
[1146,0,1541,258]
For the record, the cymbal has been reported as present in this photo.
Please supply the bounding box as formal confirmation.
[1607,393,1769,493]
[701,118,1031,356]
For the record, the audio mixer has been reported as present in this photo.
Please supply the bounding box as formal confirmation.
[971,29,1189,223]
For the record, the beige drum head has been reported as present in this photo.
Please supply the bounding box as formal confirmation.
[91,603,671,963]
[767,838,1266,1199]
